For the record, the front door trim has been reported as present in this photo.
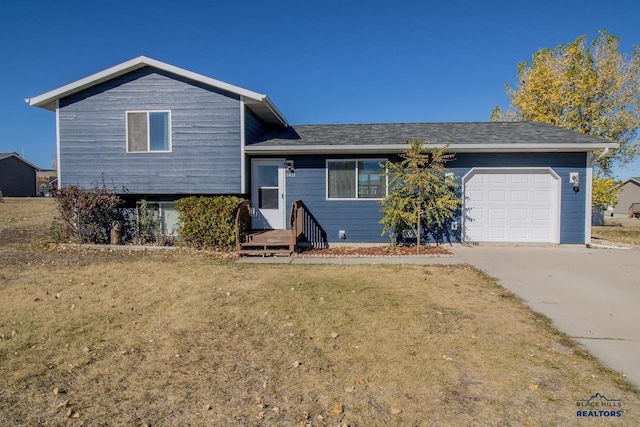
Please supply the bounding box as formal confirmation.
[251,158,286,229]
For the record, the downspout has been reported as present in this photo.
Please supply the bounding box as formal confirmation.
[584,148,610,244]
[240,96,246,195]
[595,147,610,164]
[56,99,61,189]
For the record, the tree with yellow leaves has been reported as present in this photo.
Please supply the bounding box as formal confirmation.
[492,32,640,173]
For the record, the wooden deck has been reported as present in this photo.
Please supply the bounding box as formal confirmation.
[235,199,327,257]
[238,229,294,256]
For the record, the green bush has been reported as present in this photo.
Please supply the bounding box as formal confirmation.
[175,196,244,250]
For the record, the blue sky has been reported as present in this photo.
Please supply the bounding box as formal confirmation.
[2,0,639,179]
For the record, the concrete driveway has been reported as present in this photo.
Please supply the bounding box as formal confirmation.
[454,245,640,387]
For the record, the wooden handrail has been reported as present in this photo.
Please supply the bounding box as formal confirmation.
[289,200,303,252]
[235,200,251,252]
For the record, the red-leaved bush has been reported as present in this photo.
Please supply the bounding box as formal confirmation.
[54,186,123,243]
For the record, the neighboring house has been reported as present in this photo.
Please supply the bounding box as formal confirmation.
[613,177,640,217]
[0,152,38,197]
[26,56,616,244]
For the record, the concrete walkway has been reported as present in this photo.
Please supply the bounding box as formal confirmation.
[239,245,640,388]
[454,245,640,388]
[237,254,464,265]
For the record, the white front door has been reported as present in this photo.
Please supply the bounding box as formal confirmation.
[251,159,286,229]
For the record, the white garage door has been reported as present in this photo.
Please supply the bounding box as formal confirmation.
[464,169,559,243]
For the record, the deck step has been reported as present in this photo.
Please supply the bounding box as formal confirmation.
[241,241,291,247]
[238,249,292,257]
[238,228,296,256]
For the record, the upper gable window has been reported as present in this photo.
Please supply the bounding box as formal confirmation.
[127,111,171,152]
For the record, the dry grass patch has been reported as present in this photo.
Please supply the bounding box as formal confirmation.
[1,198,639,425]
[1,250,639,426]
[0,197,57,246]
[592,216,640,246]
[592,226,640,246]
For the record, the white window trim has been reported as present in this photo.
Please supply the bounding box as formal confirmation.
[326,158,388,201]
[126,110,172,153]
[135,201,178,236]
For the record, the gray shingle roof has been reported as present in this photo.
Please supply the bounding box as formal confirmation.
[248,121,615,150]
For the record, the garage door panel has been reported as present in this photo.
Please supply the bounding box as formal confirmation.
[466,225,483,240]
[489,209,506,220]
[509,227,528,239]
[471,209,485,221]
[533,209,550,221]
[511,174,529,184]
[510,209,529,221]
[533,190,552,202]
[467,190,485,202]
[465,170,559,243]
[534,174,552,184]
[488,227,506,239]
[533,228,551,239]
[511,190,529,202]
[489,190,506,202]
[490,175,507,184]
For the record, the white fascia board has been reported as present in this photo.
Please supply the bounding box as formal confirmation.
[245,144,409,155]
[27,56,148,109]
[244,142,619,155]
[26,56,271,112]
[262,95,288,126]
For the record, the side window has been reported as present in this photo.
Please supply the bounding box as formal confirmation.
[327,159,387,200]
[127,111,171,152]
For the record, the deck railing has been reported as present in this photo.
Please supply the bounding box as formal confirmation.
[290,200,328,250]
[236,199,327,254]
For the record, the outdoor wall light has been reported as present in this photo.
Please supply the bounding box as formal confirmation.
[570,172,580,193]
[285,160,295,173]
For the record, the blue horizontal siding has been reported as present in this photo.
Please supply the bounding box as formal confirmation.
[284,156,386,243]
[245,107,265,143]
[279,152,587,244]
[450,152,587,244]
[59,67,242,194]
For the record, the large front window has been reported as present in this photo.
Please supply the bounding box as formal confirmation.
[327,160,386,200]
[127,111,171,152]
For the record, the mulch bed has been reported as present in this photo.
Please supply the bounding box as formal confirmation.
[299,245,453,257]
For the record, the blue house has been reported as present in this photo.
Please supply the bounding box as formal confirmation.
[27,57,616,246]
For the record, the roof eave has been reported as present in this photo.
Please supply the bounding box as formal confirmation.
[244,142,619,155]
[244,95,288,126]
[26,56,288,124]
[26,57,151,110]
